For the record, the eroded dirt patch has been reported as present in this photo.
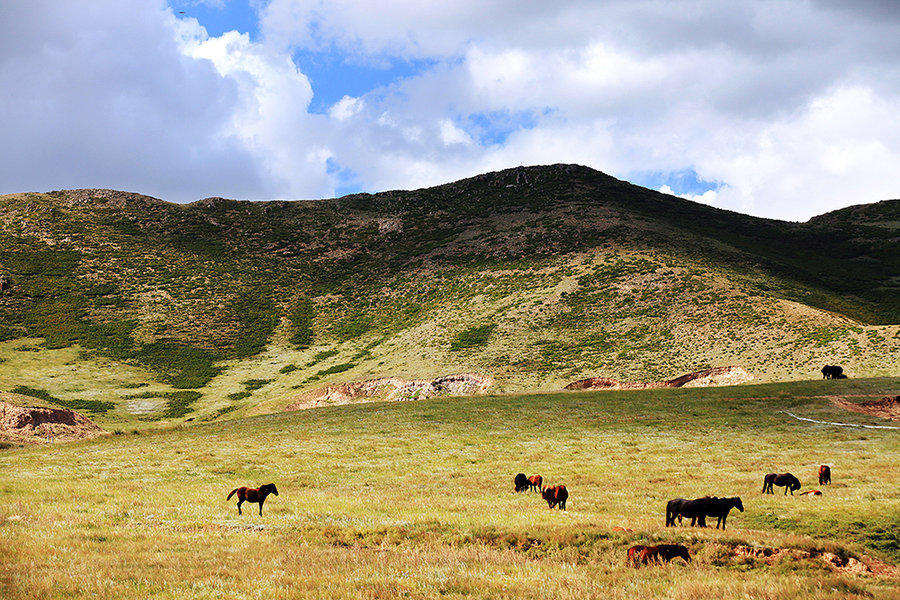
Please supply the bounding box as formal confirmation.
[565,366,753,391]
[0,395,104,443]
[286,373,494,411]
[728,545,897,577]
[831,395,900,421]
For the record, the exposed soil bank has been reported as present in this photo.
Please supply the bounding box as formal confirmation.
[565,366,753,391]
[0,394,103,444]
[286,373,494,411]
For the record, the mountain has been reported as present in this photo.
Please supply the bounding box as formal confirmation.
[0,164,898,424]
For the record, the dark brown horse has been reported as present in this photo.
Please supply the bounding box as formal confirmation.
[818,465,831,485]
[226,483,278,516]
[528,475,543,493]
[542,485,568,510]
[629,544,691,566]
[704,496,744,529]
[666,497,707,527]
[762,473,801,495]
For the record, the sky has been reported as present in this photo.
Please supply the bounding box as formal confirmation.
[1,1,899,221]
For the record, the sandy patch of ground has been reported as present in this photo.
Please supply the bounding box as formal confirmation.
[831,395,900,421]
[565,366,754,391]
[285,373,494,411]
[0,395,104,444]
[729,545,898,578]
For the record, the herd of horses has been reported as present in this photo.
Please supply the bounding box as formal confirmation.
[224,466,835,567]
[511,463,833,566]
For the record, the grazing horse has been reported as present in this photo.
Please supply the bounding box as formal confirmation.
[762,473,801,495]
[527,474,543,493]
[704,496,744,529]
[514,473,529,492]
[666,497,709,527]
[626,545,647,566]
[821,365,845,379]
[819,465,831,485]
[630,544,691,566]
[226,483,278,516]
[542,485,568,510]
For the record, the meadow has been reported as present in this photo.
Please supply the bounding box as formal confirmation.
[1,378,898,599]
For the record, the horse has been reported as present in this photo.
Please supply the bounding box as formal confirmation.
[818,465,831,485]
[226,483,278,516]
[626,545,647,566]
[542,485,568,510]
[527,475,543,493]
[665,497,709,527]
[821,365,844,379]
[514,473,529,492]
[631,544,691,566]
[762,473,801,495]
[704,496,744,529]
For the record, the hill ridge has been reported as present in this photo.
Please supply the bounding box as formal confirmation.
[0,164,898,423]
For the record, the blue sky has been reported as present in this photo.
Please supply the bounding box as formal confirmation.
[2,1,900,220]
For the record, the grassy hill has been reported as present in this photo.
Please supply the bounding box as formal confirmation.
[1,165,899,426]
[0,380,897,599]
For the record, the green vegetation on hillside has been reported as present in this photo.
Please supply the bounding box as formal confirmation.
[1,166,899,416]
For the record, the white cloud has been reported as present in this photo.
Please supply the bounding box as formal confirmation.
[1,1,899,219]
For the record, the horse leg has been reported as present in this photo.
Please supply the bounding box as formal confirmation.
[259,500,264,516]
[237,499,243,515]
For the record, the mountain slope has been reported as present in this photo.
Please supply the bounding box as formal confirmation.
[0,165,898,424]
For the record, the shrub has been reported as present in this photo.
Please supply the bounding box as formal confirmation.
[450,324,496,351]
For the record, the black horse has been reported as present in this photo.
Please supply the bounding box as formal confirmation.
[762,473,801,495]
[666,497,708,527]
[704,496,744,529]
[821,365,846,379]
[514,473,529,492]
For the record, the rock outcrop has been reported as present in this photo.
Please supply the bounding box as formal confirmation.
[286,373,494,411]
[0,396,104,444]
[565,366,753,391]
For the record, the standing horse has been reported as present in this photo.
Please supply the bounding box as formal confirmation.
[527,475,543,493]
[226,483,278,516]
[704,496,744,529]
[666,497,709,527]
[542,485,568,510]
[762,473,801,495]
[821,365,845,379]
[818,465,831,485]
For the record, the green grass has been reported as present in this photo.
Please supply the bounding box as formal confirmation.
[1,380,897,599]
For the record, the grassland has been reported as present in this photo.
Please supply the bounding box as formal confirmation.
[1,378,897,599]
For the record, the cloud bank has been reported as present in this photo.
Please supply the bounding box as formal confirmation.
[1,0,899,220]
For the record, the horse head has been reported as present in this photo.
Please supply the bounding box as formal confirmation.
[732,497,744,512]
[263,483,279,496]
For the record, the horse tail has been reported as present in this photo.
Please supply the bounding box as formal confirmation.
[226,488,239,501]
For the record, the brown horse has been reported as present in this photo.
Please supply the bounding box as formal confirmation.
[226,483,278,516]
[627,545,647,566]
[630,544,691,566]
[818,465,831,485]
[528,475,543,493]
[542,485,568,510]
